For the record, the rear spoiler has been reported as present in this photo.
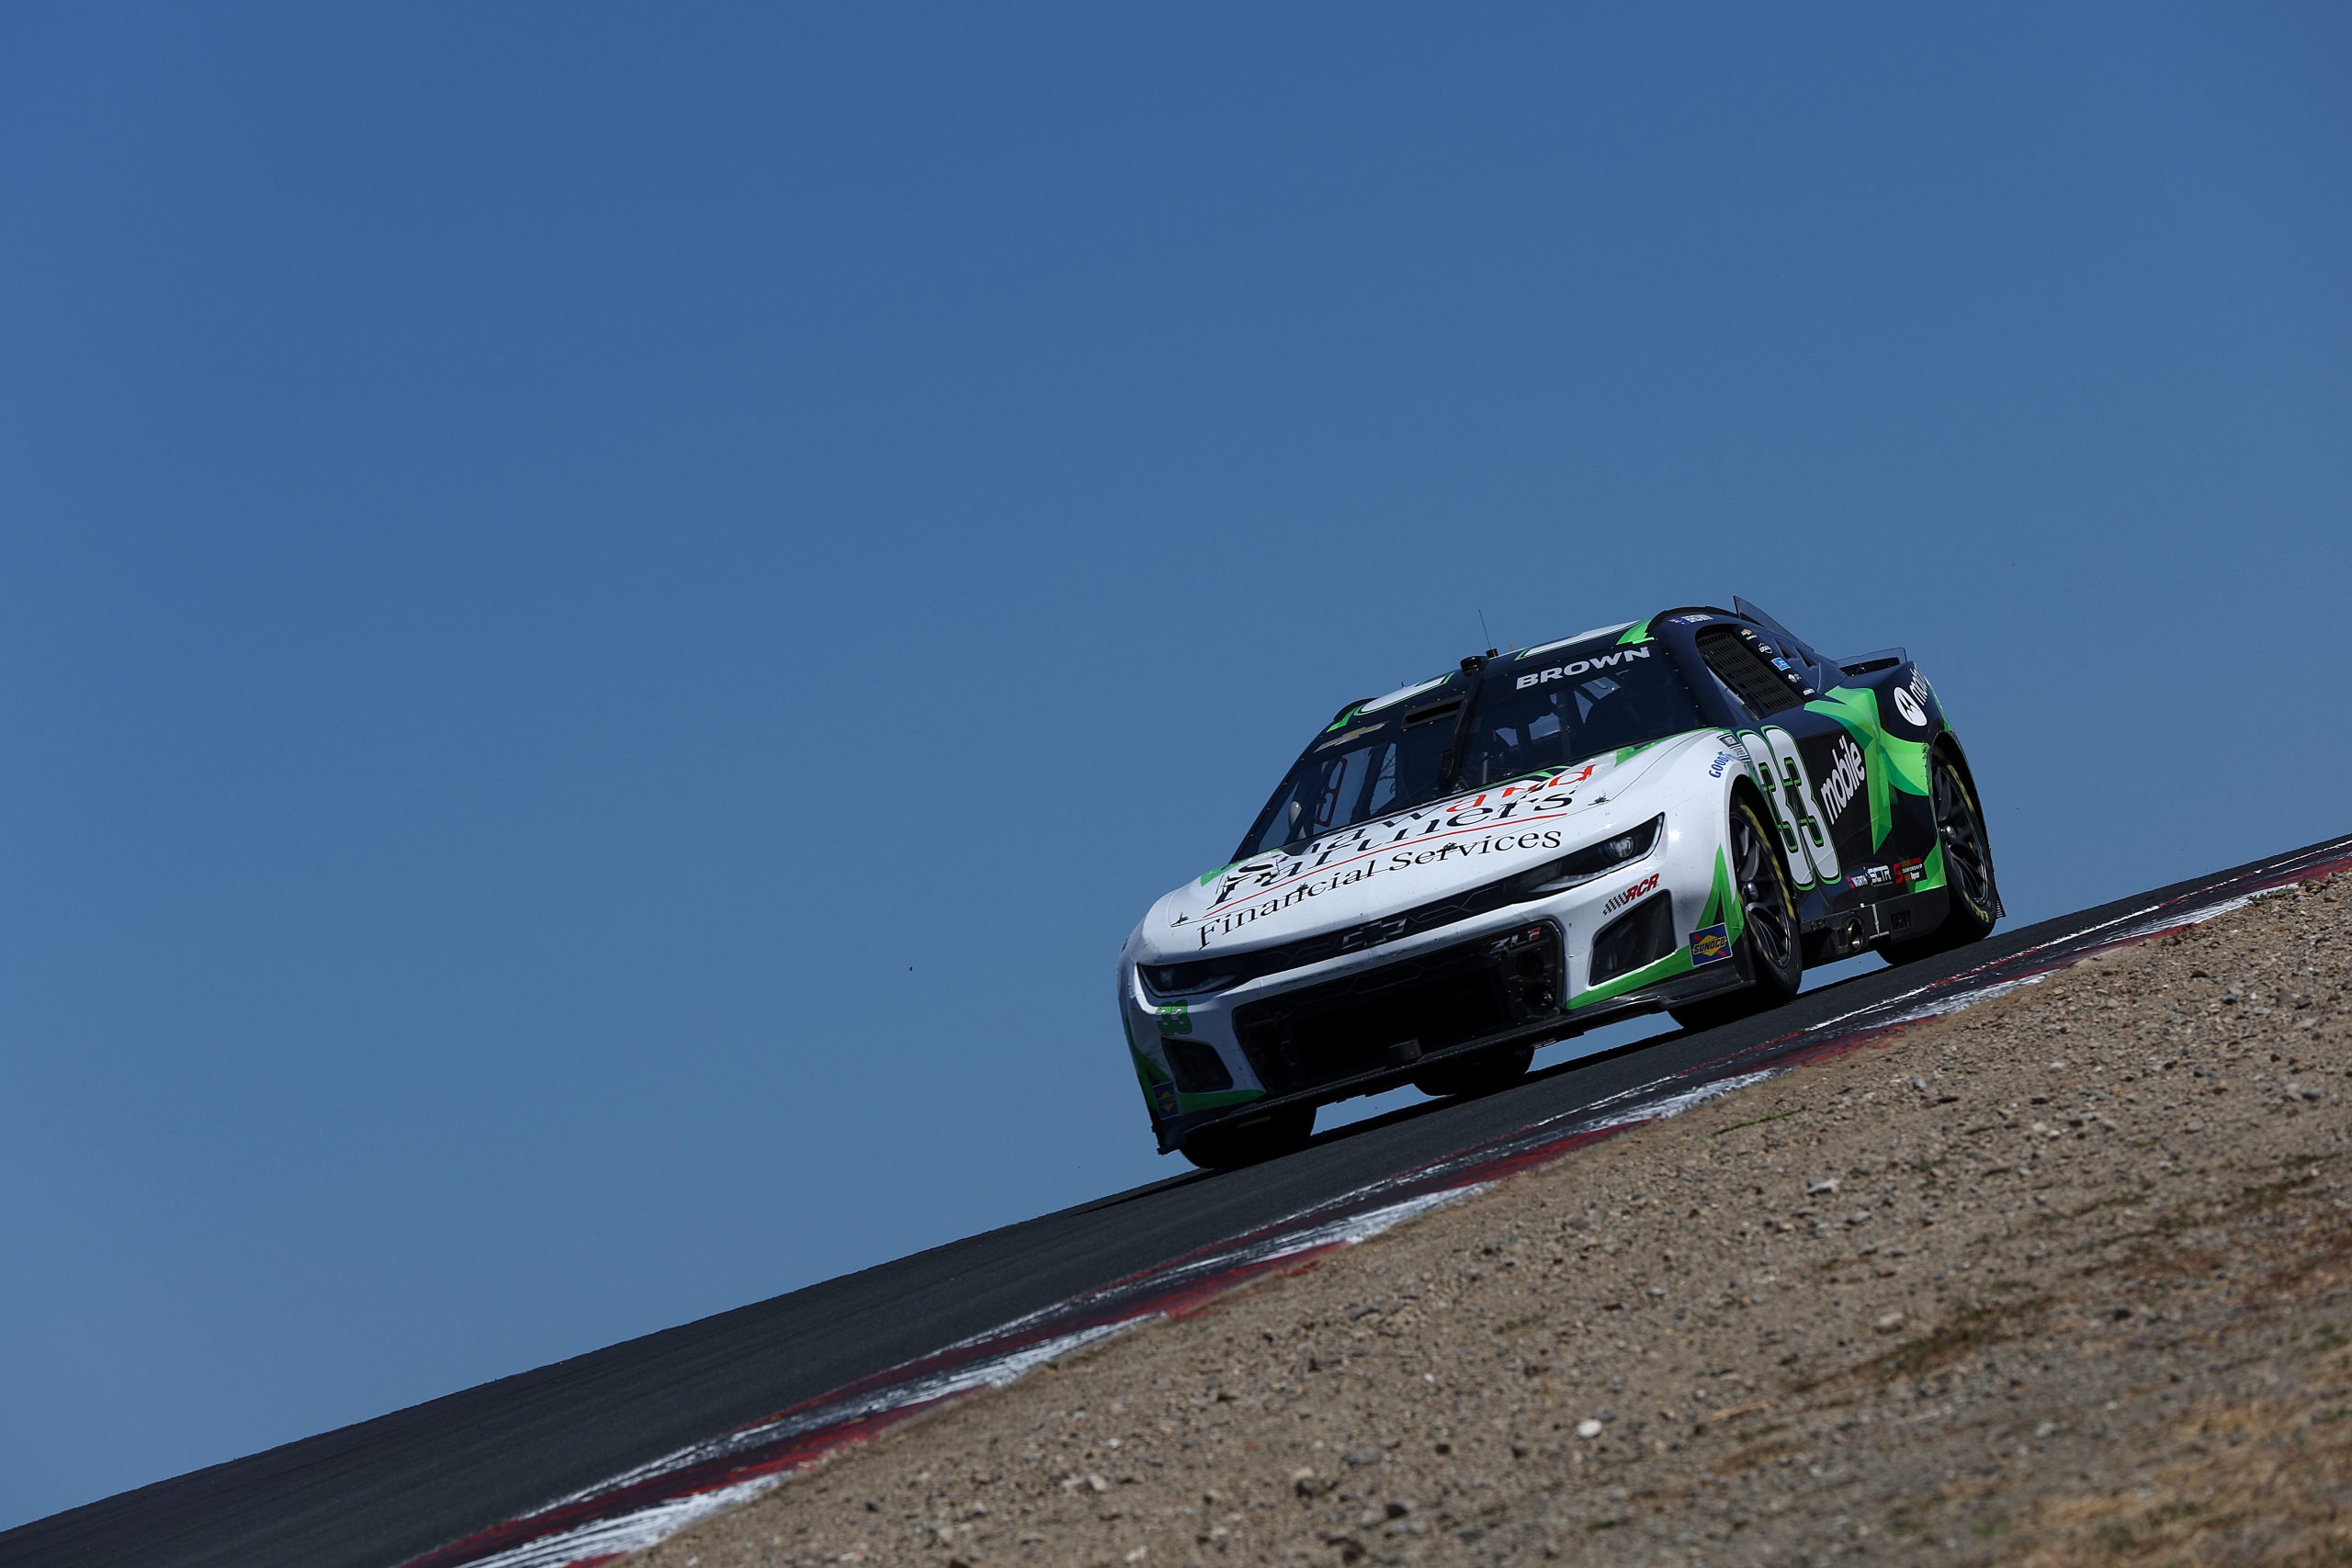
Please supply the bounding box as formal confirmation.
[1833,647,1907,676]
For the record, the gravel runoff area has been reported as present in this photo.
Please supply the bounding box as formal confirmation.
[637,878,2352,1566]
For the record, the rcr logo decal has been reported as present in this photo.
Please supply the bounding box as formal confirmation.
[1599,873,1660,915]
[1514,646,1653,689]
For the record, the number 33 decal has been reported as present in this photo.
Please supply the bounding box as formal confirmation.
[1735,728,1841,888]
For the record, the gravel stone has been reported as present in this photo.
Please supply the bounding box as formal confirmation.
[634,874,2352,1568]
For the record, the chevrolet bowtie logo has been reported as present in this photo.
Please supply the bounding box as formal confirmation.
[1338,914,1411,951]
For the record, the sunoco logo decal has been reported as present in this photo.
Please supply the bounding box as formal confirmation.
[1514,647,1652,689]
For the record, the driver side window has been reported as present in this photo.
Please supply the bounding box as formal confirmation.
[1365,743,1400,816]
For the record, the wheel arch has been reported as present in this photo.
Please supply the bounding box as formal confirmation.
[1668,740,1805,1024]
[1724,770,1773,829]
[1721,771,1795,882]
[1929,728,1992,855]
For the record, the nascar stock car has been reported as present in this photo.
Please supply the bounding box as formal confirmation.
[1119,599,2002,1168]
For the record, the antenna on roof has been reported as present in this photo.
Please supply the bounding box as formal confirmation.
[1476,609,1495,657]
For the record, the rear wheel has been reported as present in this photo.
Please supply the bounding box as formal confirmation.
[1179,1105,1315,1170]
[1412,1043,1536,1100]
[1884,752,1998,963]
[1669,795,1803,1031]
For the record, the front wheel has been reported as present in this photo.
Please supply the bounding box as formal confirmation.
[1884,752,1998,964]
[1668,795,1803,1031]
[1180,1105,1315,1170]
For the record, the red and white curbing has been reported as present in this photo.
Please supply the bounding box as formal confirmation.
[405,840,2352,1568]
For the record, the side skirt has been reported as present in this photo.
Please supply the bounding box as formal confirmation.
[1803,886,1950,964]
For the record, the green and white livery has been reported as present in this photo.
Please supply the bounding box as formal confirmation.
[1118,598,2000,1168]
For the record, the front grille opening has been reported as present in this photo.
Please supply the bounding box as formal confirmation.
[1589,896,1676,985]
[1163,1035,1234,1092]
[1232,924,1564,1097]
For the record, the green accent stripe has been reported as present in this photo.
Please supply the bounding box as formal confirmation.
[1130,1011,1262,1116]
[1715,843,1747,945]
[1568,945,1695,1010]
[1617,617,1656,647]
[1125,1009,1169,1091]
[1802,684,1931,852]
[1577,842,1747,1013]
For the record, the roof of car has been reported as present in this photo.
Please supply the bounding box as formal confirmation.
[1510,621,1637,660]
[1352,616,1657,716]
[1345,604,1762,718]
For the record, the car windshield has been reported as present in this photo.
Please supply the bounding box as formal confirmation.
[1234,641,1704,858]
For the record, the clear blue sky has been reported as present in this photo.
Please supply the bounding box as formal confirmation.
[4,3,2346,1531]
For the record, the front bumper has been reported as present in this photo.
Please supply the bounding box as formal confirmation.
[1127,842,1751,1154]
[1234,919,1566,1096]
[1142,955,1743,1154]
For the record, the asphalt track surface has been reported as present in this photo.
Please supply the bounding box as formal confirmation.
[11,834,2349,1568]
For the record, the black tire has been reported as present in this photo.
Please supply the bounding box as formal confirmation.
[1179,1105,1315,1169]
[1668,795,1804,1031]
[1884,750,1999,964]
[1412,1043,1536,1100]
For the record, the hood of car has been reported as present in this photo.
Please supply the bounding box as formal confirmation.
[1134,730,1714,964]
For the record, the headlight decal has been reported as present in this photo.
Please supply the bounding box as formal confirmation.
[1517,814,1665,897]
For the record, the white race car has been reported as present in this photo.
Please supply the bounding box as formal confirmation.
[1119,599,2001,1168]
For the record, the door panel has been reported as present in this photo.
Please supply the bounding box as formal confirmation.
[1736,725,1843,889]
[1798,721,1875,880]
